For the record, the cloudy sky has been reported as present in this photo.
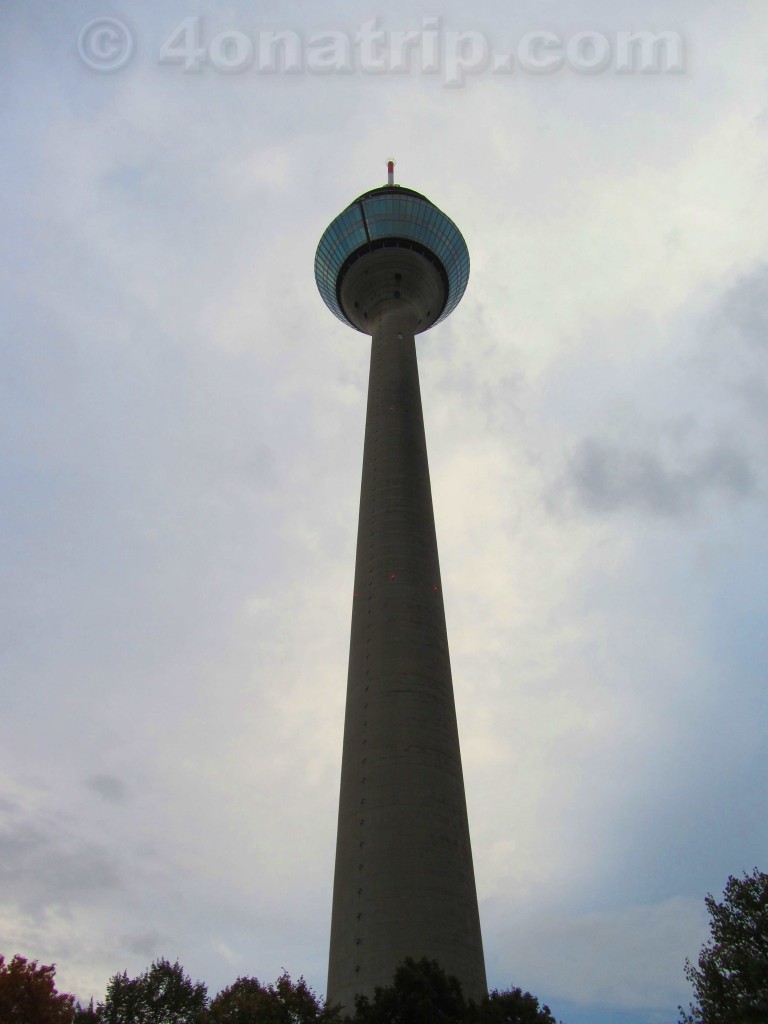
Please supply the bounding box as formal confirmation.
[3,2,768,1022]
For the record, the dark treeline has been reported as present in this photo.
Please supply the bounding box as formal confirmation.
[0,955,559,1023]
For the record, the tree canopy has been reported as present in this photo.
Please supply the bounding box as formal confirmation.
[471,987,559,1024]
[208,971,338,1024]
[0,954,75,1023]
[679,867,768,1024]
[351,957,467,1024]
[99,957,208,1024]
[351,957,559,1024]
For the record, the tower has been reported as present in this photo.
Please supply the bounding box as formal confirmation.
[315,163,486,1010]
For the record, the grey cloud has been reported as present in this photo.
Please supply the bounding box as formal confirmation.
[720,264,768,348]
[553,264,768,523]
[86,774,129,803]
[122,929,166,959]
[0,812,122,913]
[565,437,754,517]
[706,265,768,422]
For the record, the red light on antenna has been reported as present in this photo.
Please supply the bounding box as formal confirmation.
[389,573,397,581]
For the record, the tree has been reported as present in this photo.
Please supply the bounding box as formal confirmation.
[471,988,559,1024]
[350,958,467,1024]
[209,971,340,1024]
[679,867,768,1023]
[348,958,561,1024]
[74,998,103,1022]
[0,954,75,1023]
[100,957,208,1024]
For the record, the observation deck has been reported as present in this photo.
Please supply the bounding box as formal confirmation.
[315,184,469,334]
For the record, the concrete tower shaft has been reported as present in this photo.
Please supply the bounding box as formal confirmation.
[315,176,485,1010]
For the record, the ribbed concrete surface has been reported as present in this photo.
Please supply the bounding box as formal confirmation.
[327,306,486,1010]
